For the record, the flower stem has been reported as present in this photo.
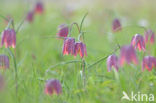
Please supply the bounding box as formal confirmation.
[69,22,80,37]
[82,59,86,88]
[7,48,18,99]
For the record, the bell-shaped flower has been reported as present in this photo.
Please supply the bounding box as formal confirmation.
[142,56,156,72]
[74,42,87,58]
[112,18,122,32]
[0,55,9,69]
[44,79,62,95]
[107,54,119,72]
[119,45,138,66]
[57,24,69,38]
[144,29,155,44]
[26,11,34,23]
[131,34,145,51]
[35,1,44,14]
[62,37,75,56]
[1,28,16,48]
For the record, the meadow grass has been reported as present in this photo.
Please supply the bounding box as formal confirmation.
[0,1,156,103]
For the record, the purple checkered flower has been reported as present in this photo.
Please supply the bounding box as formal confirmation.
[119,45,138,66]
[0,55,9,69]
[1,28,16,48]
[142,56,156,72]
[74,42,87,58]
[57,24,69,38]
[62,37,75,56]
[112,18,122,32]
[131,34,145,51]
[44,79,62,95]
[107,54,119,72]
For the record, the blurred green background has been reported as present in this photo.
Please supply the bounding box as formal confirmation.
[0,0,156,103]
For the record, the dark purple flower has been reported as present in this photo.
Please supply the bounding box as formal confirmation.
[26,11,34,23]
[62,37,75,56]
[144,29,155,44]
[112,18,122,32]
[131,34,145,51]
[119,45,138,66]
[74,42,87,58]
[0,55,9,69]
[142,56,156,72]
[107,54,119,72]
[35,1,44,14]
[44,79,62,95]
[1,28,16,48]
[57,24,69,38]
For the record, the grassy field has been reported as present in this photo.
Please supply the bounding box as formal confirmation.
[0,0,156,103]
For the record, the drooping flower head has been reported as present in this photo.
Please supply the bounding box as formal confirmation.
[1,28,16,48]
[112,18,122,32]
[57,24,69,38]
[35,1,44,14]
[0,55,9,69]
[144,29,155,44]
[107,54,119,72]
[131,34,145,51]
[74,42,87,58]
[62,37,75,56]
[26,11,34,23]
[119,45,138,66]
[44,79,62,95]
[142,56,156,72]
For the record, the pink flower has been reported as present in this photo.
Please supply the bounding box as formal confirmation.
[74,42,87,58]
[1,28,16,48]
[44,79,62,95]
[112,18,122,32]
[57,24,69,38]
[131,34,145,51]
[62,37,75,56]
[107,54,119,72]
[142,56,156,72]
[35,1,44,14]
[0,55,9,69]
[26,11,34,23]
[144,29,155,44]
[119,45,138,66]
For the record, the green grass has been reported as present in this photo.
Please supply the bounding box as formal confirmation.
[0,1,156,103]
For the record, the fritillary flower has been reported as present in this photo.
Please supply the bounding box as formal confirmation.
[44,79,62,95]
[119,45,138,66]
[144,29,155,44]
[26,11,34,23]
[112,18,122,32]
[57,24,69,38]
[74,42,87,58]
[35,1,44,14]
[62,37,75,56]
[131,34,145,51]
[1,28,16,48]
[0,55,9,69]
[107,54,119,72]
[142,56,156,72]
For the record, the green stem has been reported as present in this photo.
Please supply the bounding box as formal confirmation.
[46,60,81,73]
[82,59,86,88]
[87,46,120,70]
[0,14,9,22]
[69,22,80,37]
[7,48,18,98]
[80,13,88,32]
